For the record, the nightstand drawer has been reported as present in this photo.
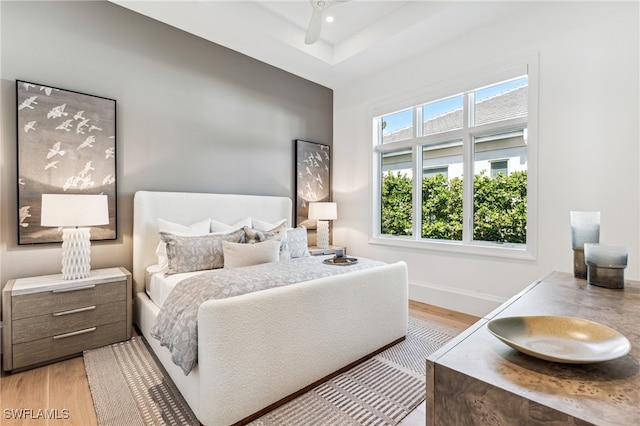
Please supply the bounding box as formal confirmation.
[12,300,127,343]
[11,280,126,320]
[12,321,127,370]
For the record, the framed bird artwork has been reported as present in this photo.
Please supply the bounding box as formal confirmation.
[294,139,330,228]
[16,80,117,244]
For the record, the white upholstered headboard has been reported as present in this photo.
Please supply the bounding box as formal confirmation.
[132,191,293,294]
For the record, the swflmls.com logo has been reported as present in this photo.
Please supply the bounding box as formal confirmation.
[4,408,70,420]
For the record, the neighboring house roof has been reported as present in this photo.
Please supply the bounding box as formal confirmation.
[383,85,528,143]
[475,85,528,125]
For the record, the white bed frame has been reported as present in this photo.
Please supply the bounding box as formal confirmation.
[133,190,408,425]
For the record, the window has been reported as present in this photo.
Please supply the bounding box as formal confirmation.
[372,60,537,259]
[490,160,508,177]
[381,149,413,236]
[423,166,449,179]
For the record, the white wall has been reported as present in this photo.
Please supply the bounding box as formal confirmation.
[333,1,639,316]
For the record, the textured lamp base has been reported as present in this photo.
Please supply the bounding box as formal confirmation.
[316,220,329,249]
[61,228,92,280]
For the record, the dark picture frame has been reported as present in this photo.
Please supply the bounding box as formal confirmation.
[16,80,117,244]
[294,139,330,226]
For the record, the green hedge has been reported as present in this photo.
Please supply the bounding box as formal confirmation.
[381,171,527,243]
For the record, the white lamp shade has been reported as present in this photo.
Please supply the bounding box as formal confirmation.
[41,194,109,227]
[308,202,337,221]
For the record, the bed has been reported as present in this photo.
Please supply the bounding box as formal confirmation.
[132,190,409,425]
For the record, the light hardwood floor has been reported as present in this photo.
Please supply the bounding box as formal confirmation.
[1,301,479,426]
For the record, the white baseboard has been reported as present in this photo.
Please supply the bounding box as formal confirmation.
[409,279,506,318]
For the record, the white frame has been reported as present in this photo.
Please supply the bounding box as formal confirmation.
[370,54,539,260]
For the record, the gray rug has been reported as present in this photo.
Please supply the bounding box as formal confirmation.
[84,319,457,425]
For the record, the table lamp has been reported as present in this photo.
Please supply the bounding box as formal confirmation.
[41,194,109,280]
[308,202,337,249]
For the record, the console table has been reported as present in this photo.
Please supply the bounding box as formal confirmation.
[426,271,639,425]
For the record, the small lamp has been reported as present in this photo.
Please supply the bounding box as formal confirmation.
[308,202,337,250]
[41,194,109,280]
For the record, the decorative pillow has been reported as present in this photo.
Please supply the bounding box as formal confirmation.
[222,240,281,269]
[243,223,290,259]
[160,228,244,275]
[251,218,287,232]
[243,223,286,243]
[210,217,252,234]
[286,226,310,258]
[155,218,211,266]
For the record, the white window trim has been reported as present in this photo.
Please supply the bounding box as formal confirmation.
[369,54,538,261]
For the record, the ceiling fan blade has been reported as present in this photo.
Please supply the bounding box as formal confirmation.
[305,8,324,45]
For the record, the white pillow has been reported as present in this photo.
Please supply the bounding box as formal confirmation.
[210,217,252,234]
[286,226,310,258]
[222,240,281,269]
[155,218,211,267]
[251,218,287,232]
[157,218,211,234]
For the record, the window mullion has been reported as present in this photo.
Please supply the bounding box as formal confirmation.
[374,139,415,154]
[462,93,473,244]
[413,143,421,240]
[413,108,422,240]
[469,116,528,138]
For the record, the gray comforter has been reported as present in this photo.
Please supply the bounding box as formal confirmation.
[150,256,384,374]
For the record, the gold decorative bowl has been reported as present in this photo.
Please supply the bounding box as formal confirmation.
[487,315,631,363]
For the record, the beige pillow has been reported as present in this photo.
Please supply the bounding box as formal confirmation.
[223,240,281,268]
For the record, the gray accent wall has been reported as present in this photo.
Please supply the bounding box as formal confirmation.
[0,1,333,294]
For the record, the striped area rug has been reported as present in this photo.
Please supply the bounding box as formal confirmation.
[84,319,457,425]
[84,337,199,426]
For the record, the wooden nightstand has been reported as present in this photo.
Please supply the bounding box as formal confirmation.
[2,267,132,372]
[308,245,345,256]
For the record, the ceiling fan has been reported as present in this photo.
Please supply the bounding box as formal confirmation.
[304,0,349,45]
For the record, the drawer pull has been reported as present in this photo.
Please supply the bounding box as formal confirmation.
[52,284,96,293]
[53,305,96,317]
[53,327,96,339]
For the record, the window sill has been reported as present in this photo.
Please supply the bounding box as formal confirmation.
[368,236,536,261]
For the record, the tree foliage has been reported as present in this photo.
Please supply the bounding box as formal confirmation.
[473,170,527,243]
[422,173,463,240]
[381,170,527,243]
[381,172,413,235]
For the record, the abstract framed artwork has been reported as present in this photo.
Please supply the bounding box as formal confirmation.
[294,139,330,226]
[16,80,117,244]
